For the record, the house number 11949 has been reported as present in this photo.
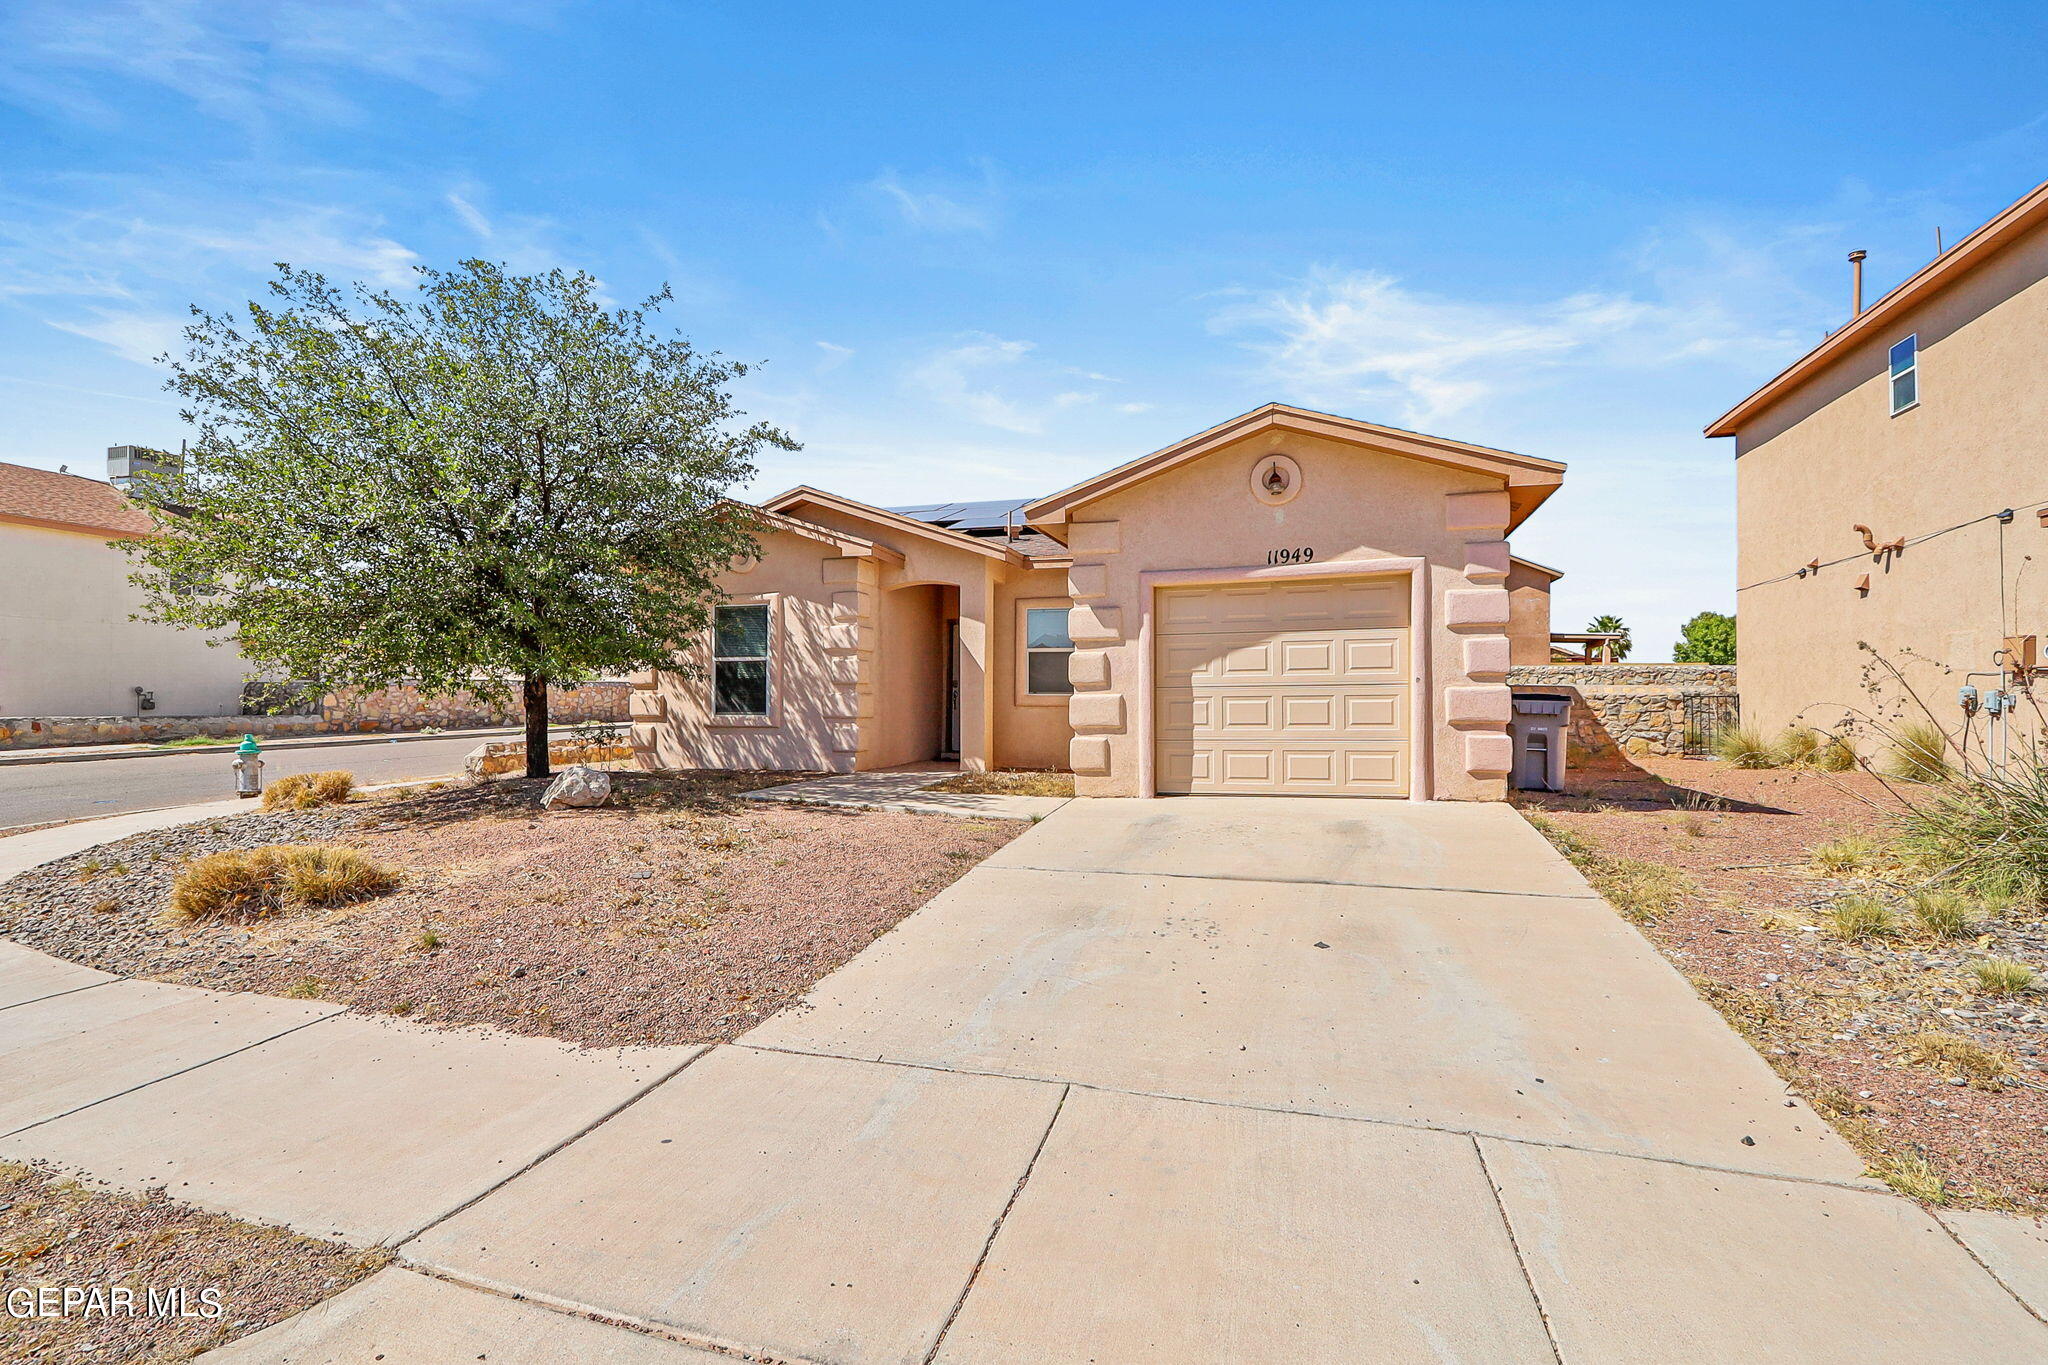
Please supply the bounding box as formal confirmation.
[1266,547,1314,565]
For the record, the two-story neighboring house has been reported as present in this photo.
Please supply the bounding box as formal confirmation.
[1707,179,2048,750]
[0,447,251,718]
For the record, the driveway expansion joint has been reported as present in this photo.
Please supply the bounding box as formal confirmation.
[0,978,115,1014]
[0,1004,346,1142]
[397,1261,831,1364]
[1933,1211,2048,1327]
[1470,1135,1566,1365]
[921,1083,1072,1365]
[988,860,1603,901]
[392,1043,715,1250]
[734,1041,1897,1201]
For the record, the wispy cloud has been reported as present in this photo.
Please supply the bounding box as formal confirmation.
[1215,225,1819,428]
[0,0,549,129]
[0,189,420,366]
[866,162,1001,234]
[444,182,566,274]
[815,340,854,371]
[907,334,1043,431]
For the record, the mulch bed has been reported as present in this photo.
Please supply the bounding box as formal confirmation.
[0,1159,387,1363]
[1521,757,2048,1211]
[0,771,1022,1049]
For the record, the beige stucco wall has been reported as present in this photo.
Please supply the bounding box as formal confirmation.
[630,526,866,773]
[1053,426,1517,801]
[0,520,251,716]
[872,582,946,768]
[1732,222,2048,745]
[1506,561,1556,667]
[992,565,1074,770]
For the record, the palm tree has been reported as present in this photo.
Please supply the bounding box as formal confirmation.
[1586,614,1632,661]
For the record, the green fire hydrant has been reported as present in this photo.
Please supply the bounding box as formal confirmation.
[233,734,264,800]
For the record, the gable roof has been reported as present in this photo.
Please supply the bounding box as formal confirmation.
[0,462,155,538]
[1020,403,1565,532]
[1706,178,2048,438]
[733,503,904,565]
[762,486,1029,566]
[1509,554,1564,582]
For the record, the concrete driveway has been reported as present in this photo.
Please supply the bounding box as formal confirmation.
[7,796,2046,1362]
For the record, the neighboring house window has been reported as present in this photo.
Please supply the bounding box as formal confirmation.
[1890,335,1918,415]
[1024,606,1074,696]
[712,603,770,715]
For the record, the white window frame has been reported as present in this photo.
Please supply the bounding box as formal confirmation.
[708,596,779,727]
[1889,334,1919,416]
[1015,597,1075,705]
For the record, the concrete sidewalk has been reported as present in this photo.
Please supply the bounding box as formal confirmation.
[3,795,2046,1360]
[0,723,531,767]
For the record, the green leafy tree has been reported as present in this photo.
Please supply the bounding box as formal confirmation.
[1673,610,1737,664]
[127,260,794,779]
[1585,613,1632,661]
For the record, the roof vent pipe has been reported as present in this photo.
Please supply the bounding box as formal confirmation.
[1848,250,1868,318]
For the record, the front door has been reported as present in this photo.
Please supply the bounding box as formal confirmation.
[941,618,961,760]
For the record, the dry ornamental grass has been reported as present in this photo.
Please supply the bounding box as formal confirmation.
[261,769,356,812]
[168,844,399,921]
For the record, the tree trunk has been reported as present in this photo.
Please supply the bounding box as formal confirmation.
[523,674,551,780]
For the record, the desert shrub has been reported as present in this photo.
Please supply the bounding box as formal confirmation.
[1906,889,1979,939]
[261,770,357,812]
[1810,836,1880,876]
[1900,1030,2014,1088]
[1871,1148,1948,1204]
[169,844,397,921]
[1714,722,1780,769]
[1894,761,2048,907]
[1773,727,1822,766]
[1884,722,1952,783]
[1827,894,1896,941]
[1811,733,1857,772]
[1971,958,2038,996]
[1524,813,1696,923]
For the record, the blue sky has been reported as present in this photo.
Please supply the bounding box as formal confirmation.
[4,2,2046,658]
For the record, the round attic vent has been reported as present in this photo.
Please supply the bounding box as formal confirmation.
[1251,453,1302,506]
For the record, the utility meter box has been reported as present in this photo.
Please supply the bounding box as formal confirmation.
[1510,692,1571,792]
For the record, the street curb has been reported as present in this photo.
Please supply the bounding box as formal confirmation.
[0,725,576,769]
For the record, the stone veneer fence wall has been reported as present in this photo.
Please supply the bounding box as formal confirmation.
[1507,664,1738,763]
[0,681,629,750]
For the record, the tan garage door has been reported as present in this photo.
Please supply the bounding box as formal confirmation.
[1155,575,1410,797]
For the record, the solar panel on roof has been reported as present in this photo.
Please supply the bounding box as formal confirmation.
[887,497,1034,530]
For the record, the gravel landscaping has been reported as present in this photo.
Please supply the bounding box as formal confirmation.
[0,1158,387,1363]
[0,770,1022,1048]
[1521,756,2048,1211]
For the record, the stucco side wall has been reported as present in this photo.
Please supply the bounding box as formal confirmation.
[0,521,251,716]
[630,527,866,773]
[1506,560,1555,666]
[872,583,945,768]
[1734,225,2048,740]
[1056,428,1512,801]
[993,565,1074,770]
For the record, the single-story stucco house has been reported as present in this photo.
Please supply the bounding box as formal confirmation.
[630,404,1566,800]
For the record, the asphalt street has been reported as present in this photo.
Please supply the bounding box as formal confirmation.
[0,732,505,828]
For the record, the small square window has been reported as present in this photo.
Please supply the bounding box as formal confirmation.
[712,603,770,716]
[1023,605,1074,696]
[1889,334,1918,415]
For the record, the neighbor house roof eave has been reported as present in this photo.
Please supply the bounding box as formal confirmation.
[1704,177,2048,438]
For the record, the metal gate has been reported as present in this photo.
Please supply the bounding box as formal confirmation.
[1682,693,1738,756]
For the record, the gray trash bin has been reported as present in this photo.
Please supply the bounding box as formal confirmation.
[1510,693,1570,792]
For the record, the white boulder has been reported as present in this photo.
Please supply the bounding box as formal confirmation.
[540,765,612,810]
